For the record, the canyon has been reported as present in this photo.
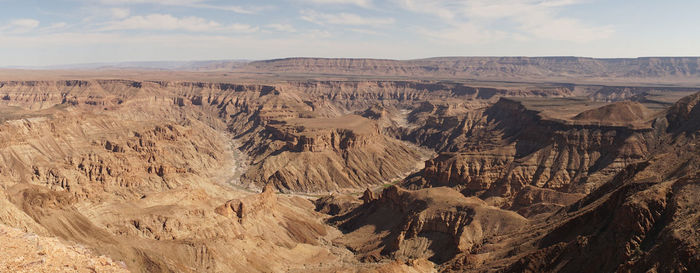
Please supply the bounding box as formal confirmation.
[0,57,698,272]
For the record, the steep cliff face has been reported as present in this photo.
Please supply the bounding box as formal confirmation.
[0,80,124,110]
[437,92,700,273]
[666,92,700,133]
[501,175,699,273]
[404,97,660,214]
[275,81,572,108]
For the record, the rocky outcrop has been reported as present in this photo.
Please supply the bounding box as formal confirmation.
[315,193,363,216]
[215,184,277,222]
[324,186,527,263]
[239,115,430,193]
[572,101,653,124]
[509,186,584,217]
[264,115,380,152]
[666,91,700,133]
[361,188,377,204]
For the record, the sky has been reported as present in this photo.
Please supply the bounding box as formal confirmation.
[0,0,699,66]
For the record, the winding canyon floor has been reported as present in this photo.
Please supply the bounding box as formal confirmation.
[1,57,699,272]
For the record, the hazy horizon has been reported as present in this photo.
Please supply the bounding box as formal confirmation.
[6,55,700,70]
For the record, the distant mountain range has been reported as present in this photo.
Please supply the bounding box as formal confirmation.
[5,56,700,84]
[239,57,700,83]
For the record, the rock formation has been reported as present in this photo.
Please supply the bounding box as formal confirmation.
[402,96,659,212]
[321,185,527,264]
[215,184,277,222]
[572,101,653,124]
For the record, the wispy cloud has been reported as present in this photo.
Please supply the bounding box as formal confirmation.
[102,13,258,33]
[102,14,219,31]
[223,23,259,33]
[110,8,131,19]
[41,22,69,32]
[186,3,268,14]
[518,16,614,42]
[348,28,381,35]
[301,10,395,26]
[418,23,507,44]
[96,0,264,14]
[97,0,203,5]
[301,0,373,8]
[395,0,613,43]
[0,19,41,33]
[393,0,456,20]
[266,24,297,33]
[10,19,40,29]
